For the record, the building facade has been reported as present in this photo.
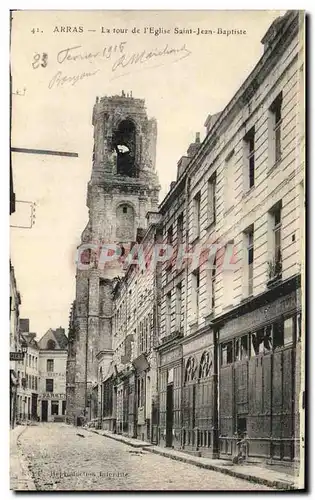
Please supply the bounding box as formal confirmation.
[156,10,304,462]
[38,328,68,422]
[16,332,40,423]
[10,263,22,428]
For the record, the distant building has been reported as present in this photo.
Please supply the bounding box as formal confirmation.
[38,328,68,422]
[16,332,40,422]
[10,262,22,428]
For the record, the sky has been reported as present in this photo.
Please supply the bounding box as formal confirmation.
[10,9,285,338]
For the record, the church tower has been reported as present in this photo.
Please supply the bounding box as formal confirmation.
[66,92,160,423]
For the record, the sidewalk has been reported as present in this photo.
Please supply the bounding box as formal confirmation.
[10,425,36,491]
[83,427,301,490]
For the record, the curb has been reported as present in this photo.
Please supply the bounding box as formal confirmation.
[88,428,152,449]
[85,428,296,491]
[145,447,296,491]
[14,425,37,491]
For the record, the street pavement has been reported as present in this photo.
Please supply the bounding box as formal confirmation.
[16,423,273,491]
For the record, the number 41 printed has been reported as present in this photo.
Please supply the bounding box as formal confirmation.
[32,53,48,69]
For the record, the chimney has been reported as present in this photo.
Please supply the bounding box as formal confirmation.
[187,132,202,157]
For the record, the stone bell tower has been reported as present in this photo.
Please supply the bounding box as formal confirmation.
[66,92,160,423]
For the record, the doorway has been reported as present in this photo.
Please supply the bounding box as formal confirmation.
[41,400,48,422]
[31,393,38,420]
[166,384,173,447]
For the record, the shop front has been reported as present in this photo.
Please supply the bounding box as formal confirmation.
[133,353,150,442]
[115,369,136,438]
[217,280,301,463]
[39,393,66,422]
[158,344,182,450]
[182,328,218,458]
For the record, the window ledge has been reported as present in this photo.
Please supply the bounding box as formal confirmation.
[267,157,282,177]
[189,320,198,330]
[205,220,216,232]
[204,312,214,324]
[190,235,200,246]
[242,186,255,200]
[224,207,234,218]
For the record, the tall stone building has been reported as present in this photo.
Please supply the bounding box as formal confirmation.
[66,93,160,424]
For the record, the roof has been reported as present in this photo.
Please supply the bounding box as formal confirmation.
[53,328,68,349]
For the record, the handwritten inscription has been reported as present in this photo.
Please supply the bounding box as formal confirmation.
[47,41,192,88]
[56,43,126,64]
[111,43,191,74]
[48,69,100,89]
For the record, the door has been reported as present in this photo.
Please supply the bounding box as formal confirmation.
[31,393,38,420]
[166,384,173,447]
[41,400,48,422]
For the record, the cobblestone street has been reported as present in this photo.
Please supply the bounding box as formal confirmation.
[16,423,273,491]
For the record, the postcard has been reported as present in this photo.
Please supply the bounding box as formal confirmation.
[9,9,305,491]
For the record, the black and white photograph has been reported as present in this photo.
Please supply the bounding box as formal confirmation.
[9,8,305,492]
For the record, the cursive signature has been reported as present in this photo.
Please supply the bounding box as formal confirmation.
[111,43,191,75]
[48,69,100,89]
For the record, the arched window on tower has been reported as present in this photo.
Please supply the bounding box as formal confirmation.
[113,120,137,177]
[116,204,135,241]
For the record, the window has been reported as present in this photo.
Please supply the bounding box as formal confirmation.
[273,321,284,349]
[207,255,216,313]
[243,225,254,296]
[244,127,255,190]
[26,374,28,388]
[221,341,233,365]
[46,378,54,392]
[166,292,172,334]
[273,205,281,263]
[137,376,145,407]
[192,269,200,321]
[268,202,282,280]
[123,206,128,214]
[139,321,145,354]
[177,213,184,245]
[297,313,302,342]
[225,151,235,212]
[35,376,38,391]
[235,335,249,361]
[176,283,182,331]
[269,92,282,165]
[251,327,272,355]
[193,192,201,239]
[167,225,173,245]
[62,401,66,415]
[47,359,54,372]
[283,316,294,346]
[51,401,59,415]
[207,173,216,225]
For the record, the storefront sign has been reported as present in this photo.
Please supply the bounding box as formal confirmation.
[160,346,182,366]
[183,333,213,356]
[10,352,24,361]
[220,290,300,340]
[38,393,66,400]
